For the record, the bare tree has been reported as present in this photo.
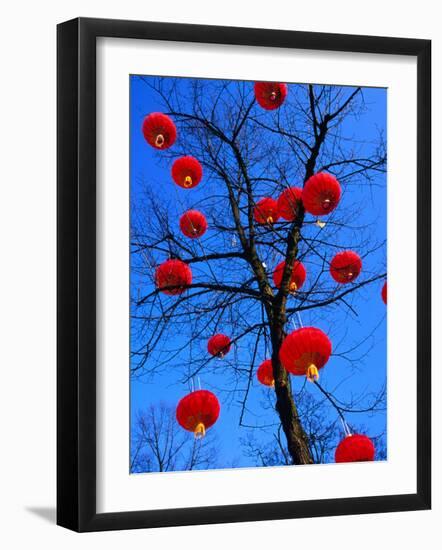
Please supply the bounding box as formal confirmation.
[131,78,387,466]
[241,389,386,466]
[131,403,219,473]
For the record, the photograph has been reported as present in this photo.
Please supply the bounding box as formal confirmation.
[0,1,435,544]
[129,76,388,473]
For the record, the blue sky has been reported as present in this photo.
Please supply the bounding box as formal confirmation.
[129,76,387,471]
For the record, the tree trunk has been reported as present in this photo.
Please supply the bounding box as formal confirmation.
[245,215,313,464]
[270,321,313,465]
[223,98,330,466]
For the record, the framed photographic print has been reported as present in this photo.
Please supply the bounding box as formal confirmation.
[57,17,431,532]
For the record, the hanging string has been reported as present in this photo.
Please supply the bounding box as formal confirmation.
[296,311,304,328]
[340,416,352,437]
[194,231,222,286]
[166,170,228,391]
[313,379,350,438]
[168,169,224,288]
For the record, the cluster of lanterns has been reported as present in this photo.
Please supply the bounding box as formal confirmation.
[143,112,209,294]
[253,173,340,223]
[143,113,207,245]
[153,249,369,296]
[257,326,376,462]
[175,334,230,439]
[144,84,385,463]
[255,172,341,225]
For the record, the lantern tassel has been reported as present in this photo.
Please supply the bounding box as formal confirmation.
[266,216,274,224]
[306,364,319,382]
[194,422,206,439]
[155,134,165,148]
[184,176,193,188]
[289,282,298,293]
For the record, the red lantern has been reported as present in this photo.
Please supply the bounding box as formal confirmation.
[155,259,192,295]
[382,281,387,304]
[330,250,362,283]
[335,434,375,463]
[277,187,303,221]
[254,82,288,110]
[273,260,306,292]
[207,334,231,358]
[172,156,203,189]
[279,326,332,381]
[257,359,274,387]
[179,209,208,239]
[254,198,280,225]
[142,112,177,150]
[302,172,341,216]
[176,389,220,439]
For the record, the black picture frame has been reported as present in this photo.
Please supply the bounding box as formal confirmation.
[57,17,431,532]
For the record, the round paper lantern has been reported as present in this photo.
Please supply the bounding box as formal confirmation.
[254,82,288,110]
[382,281,387,304]
[172,156,203,189]
[330,250,362,283]
[254,198,280,225]
[335,434,375,463]
[272,260,306,292]
[155,259,192,296]
[176,389,220,439]
[142,112,177,150]
[279,326,332,381]
[257,359,274,387]
[179,209,208,239]
[302,172,341,216]
[277,187,303,221]
[207,334,231,358]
